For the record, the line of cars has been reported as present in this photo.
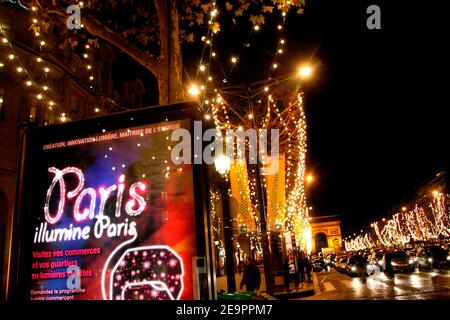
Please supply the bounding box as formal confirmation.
[332,245,450,278]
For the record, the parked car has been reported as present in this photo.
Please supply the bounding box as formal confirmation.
[380,251,415,274]
[324,254,337,268]
[366,252,384,275]
[405,248,419,268]
[346,256,368,277]
[335,257,349,274]
[312,258,328,272]
[416,246,449,270]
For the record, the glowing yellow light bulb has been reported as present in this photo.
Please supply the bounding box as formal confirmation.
[188,84,200,96]
[299,65,313,78]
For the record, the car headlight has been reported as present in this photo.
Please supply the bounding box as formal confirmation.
[428,258,433,263]
[447,256,450,261]
[351,266,356,271]
[391,262,397,266]
[409,259,414,264]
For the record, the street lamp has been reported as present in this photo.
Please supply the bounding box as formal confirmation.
[214,155,237,293]
[306,174,314,184]
[214,155,231,175]
[298,65,313,79]
[188,83,200,96]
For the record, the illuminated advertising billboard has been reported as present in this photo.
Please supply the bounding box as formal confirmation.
[9,103,211,300]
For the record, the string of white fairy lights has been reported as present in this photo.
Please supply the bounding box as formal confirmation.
[0,1,125,125]
[345,191,450,252]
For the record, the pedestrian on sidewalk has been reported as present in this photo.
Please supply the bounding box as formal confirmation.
[357,257,368,283]
[237,261,244,275]
[297,250,306,282]
[289,260,298,288]
[305,255,312,282]
[293,265,301,289]
[383,253,394,279]
[240,258,261,292]
[283,259,291,292]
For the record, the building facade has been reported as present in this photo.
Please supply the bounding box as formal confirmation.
[0,1,149,299]
[310,215,343,255]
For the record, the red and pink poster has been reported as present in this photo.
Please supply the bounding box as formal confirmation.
[18,115,201,300]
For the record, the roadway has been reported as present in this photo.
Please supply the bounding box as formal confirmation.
[300,268,450,300]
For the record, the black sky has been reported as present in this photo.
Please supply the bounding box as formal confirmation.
[285,0,449,236]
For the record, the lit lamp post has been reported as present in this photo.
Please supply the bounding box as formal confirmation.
[298,65,314,80]
[214,155,236,293]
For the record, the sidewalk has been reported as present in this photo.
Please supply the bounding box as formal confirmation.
[271,279,315,299]
[215,272,315,299]
[216,273,245,293]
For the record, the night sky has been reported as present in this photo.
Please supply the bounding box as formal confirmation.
[287,0,449,235]
[114,0,449,237]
